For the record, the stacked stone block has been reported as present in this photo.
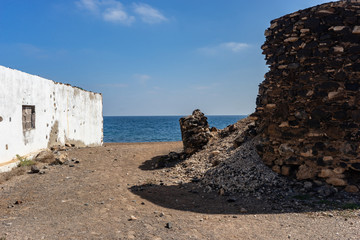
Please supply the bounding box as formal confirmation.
[179,109,213,155]
[254,0,360,189]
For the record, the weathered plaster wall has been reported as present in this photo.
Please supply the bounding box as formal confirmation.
[253,0,360,189]
[0,66,103,165]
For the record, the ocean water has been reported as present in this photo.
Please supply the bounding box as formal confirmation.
[103,115,247,143]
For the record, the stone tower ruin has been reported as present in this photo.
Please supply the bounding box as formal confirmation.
[253,0,360,190]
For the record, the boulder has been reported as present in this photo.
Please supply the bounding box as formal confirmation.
[34,150,55,163]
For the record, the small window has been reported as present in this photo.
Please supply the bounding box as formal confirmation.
[22,105,35,131]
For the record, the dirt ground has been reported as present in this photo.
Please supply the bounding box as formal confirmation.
[0,142,359,240]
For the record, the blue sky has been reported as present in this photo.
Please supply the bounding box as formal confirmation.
[0,0,330,116]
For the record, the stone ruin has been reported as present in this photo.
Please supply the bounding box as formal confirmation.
[179,109,216,155]
[253,0,360,190]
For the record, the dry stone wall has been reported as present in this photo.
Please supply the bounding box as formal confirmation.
[253,0,360,190]
[179,109,215,155]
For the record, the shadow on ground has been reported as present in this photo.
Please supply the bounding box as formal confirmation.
[129,182,359,215]
[139,155,185,171]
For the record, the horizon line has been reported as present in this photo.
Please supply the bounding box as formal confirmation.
[103,114,250,117]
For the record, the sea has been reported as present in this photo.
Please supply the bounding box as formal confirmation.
[103,115,247,143]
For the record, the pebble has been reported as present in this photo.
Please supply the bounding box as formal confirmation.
[227,197,237,203]
[129,215,137,221]
[240,208,247,213]
[30,165,40,174]
[165,222,172,229]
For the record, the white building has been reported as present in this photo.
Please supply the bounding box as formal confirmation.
[0,65,103,169]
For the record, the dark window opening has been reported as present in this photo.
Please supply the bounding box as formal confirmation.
[22,105,35,131]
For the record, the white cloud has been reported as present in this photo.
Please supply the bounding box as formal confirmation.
[133,74,151,84]
[76,0,135,25]
[76,0,99,12]
[103,6,135,24]
[220,42,249,52]
[133,3,167,24]
[198,42,250,55]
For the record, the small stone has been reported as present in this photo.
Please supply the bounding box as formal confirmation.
[296,164,316,180]
[3,222,12,227]
[333,168,345,174]
[165,222,172,229]
[303,181,313,190]
[300,29,310,33]
[317,186,333,197]
[270,22,278,29]
[69,164,75,167]
[332,26,346,32]
[219,188,225,196]
[159,212,165,217]
[284,37,299,43]
[279,122,289,128]
[306,90,314,96]
[333,46,344,53]
[328,92,339,100]
[240,208,247,213]
[352,26,360,34]
[300,150,313,157]
[326,177,347,186]
[281,166,291,176]
[210,150,220,158]
[227,197,237,203]
[129,215,137,221]
[266,104,276,109]
[318,169,334,178]
[323,156,333,162]
[344,185,359,193]
[272,165,281,174]
[30,165,40,174]
[54,153,69,165]
[317,9,335,15]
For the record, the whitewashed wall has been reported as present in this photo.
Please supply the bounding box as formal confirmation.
[0,65,103,165]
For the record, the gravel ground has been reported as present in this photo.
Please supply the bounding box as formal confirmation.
[0,139,359,239]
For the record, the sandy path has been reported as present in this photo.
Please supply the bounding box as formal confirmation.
[0,142,359,240]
